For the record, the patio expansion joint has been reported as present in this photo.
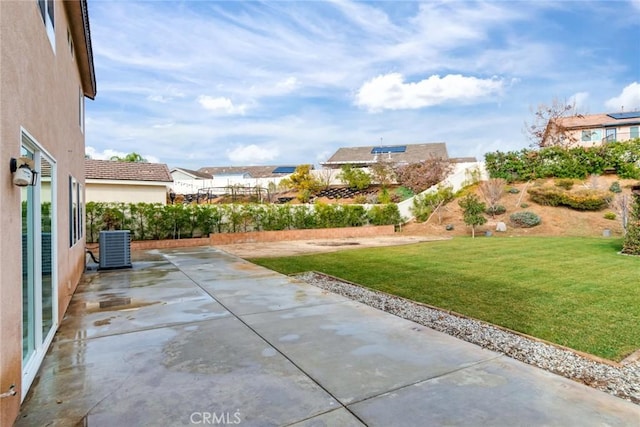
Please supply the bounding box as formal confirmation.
[53,315,233,344]
[169,257,371,427]
[344,353,506,408]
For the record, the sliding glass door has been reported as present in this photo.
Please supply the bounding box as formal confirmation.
[21,131,57,399]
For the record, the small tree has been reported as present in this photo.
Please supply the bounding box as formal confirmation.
[316,168,337,190]
[337,165,371,190]
[370,159,396,188]
[459,194,487,238]
[278,164,322,202]
[614,194,630,231]
[621,188,640,255]
[480,178,506,217]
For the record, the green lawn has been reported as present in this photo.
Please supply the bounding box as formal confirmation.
[249,237,640,361]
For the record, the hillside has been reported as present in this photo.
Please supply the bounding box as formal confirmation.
[402,175,636,238]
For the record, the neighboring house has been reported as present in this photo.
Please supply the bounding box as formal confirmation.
[544,111,640,147]
[85,159,173,204]
[320,143,450,169]
[170,167,213,182]
[168,165,301,194]
[0,1,96,423]
[198,165,301,179]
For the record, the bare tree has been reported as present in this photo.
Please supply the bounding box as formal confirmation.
[524,98,581,148]
[479,178,506,217]
[315,168,337,190]
[395,156,452,194]
[615,194,630,232]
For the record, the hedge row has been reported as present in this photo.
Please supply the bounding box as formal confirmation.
[85,202,402,243]
[527,187,611,211]
[484,139,640,182]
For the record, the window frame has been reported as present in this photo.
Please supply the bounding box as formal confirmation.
[69,175,83,246]
[38,0,56,52]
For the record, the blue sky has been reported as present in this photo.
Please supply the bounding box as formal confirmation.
[85,0,640,170]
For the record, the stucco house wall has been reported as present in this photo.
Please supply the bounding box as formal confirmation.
[0,1,96,424]
[86,181,169,204]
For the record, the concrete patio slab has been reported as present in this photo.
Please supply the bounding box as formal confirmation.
[55,267,229,342]
[17,317,341,427]
[242,301,500,404]
[350,356,639,426]
[17,246,640,426]
[195,275,352,316]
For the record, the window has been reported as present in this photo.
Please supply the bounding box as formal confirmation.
[581,129,602,143]
[631,126,639,139]
[38,0,55,51]
[605,128,616,142]
[69,176,83,246]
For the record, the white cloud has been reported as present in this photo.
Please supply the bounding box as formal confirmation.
[569,92,590,113]
[355,73,503,112]
[604,82,640,112]
[198,96,247,115]
[275,77,299,93]
[226,144,278,164]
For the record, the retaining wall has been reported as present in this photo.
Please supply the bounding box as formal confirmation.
[86,225,396,253]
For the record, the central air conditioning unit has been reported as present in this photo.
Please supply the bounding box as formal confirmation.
[99,230,132,270]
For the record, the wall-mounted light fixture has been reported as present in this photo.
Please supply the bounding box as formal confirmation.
[10,157,37,186]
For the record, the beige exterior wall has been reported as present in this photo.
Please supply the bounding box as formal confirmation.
[0,1,89,424]
[568,125,639,148]
[86,181,170,204]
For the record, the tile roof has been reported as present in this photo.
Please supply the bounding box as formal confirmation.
[321,143,449,166]
[86,159,173,182]
[197,165,303,178]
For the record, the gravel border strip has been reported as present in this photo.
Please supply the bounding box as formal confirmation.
[294,271,639,405]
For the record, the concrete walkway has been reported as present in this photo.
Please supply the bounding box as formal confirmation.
[17,247,640,426]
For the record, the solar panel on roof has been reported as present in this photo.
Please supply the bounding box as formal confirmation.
[371,146,406,154]
[272,166,297,174]
[607,112,640,120]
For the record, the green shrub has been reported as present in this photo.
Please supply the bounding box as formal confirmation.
[378,188,392,204]
[510,211,541,228]
[507,187,520,194]
[484,139,640,181]
[520,203,529,208]
[337,165,371,190]
[609,181,622,193]
[395,186,415,201]
[368,204,402,226]
[603,212,616,220]
[485,205,506,216]
[527,186,565,207]
[564,189,611,211]
[411,186,455,222]
[527,186,611,211]
[554,178,574,190]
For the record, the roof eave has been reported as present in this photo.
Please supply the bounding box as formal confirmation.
[65,0,97,99]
